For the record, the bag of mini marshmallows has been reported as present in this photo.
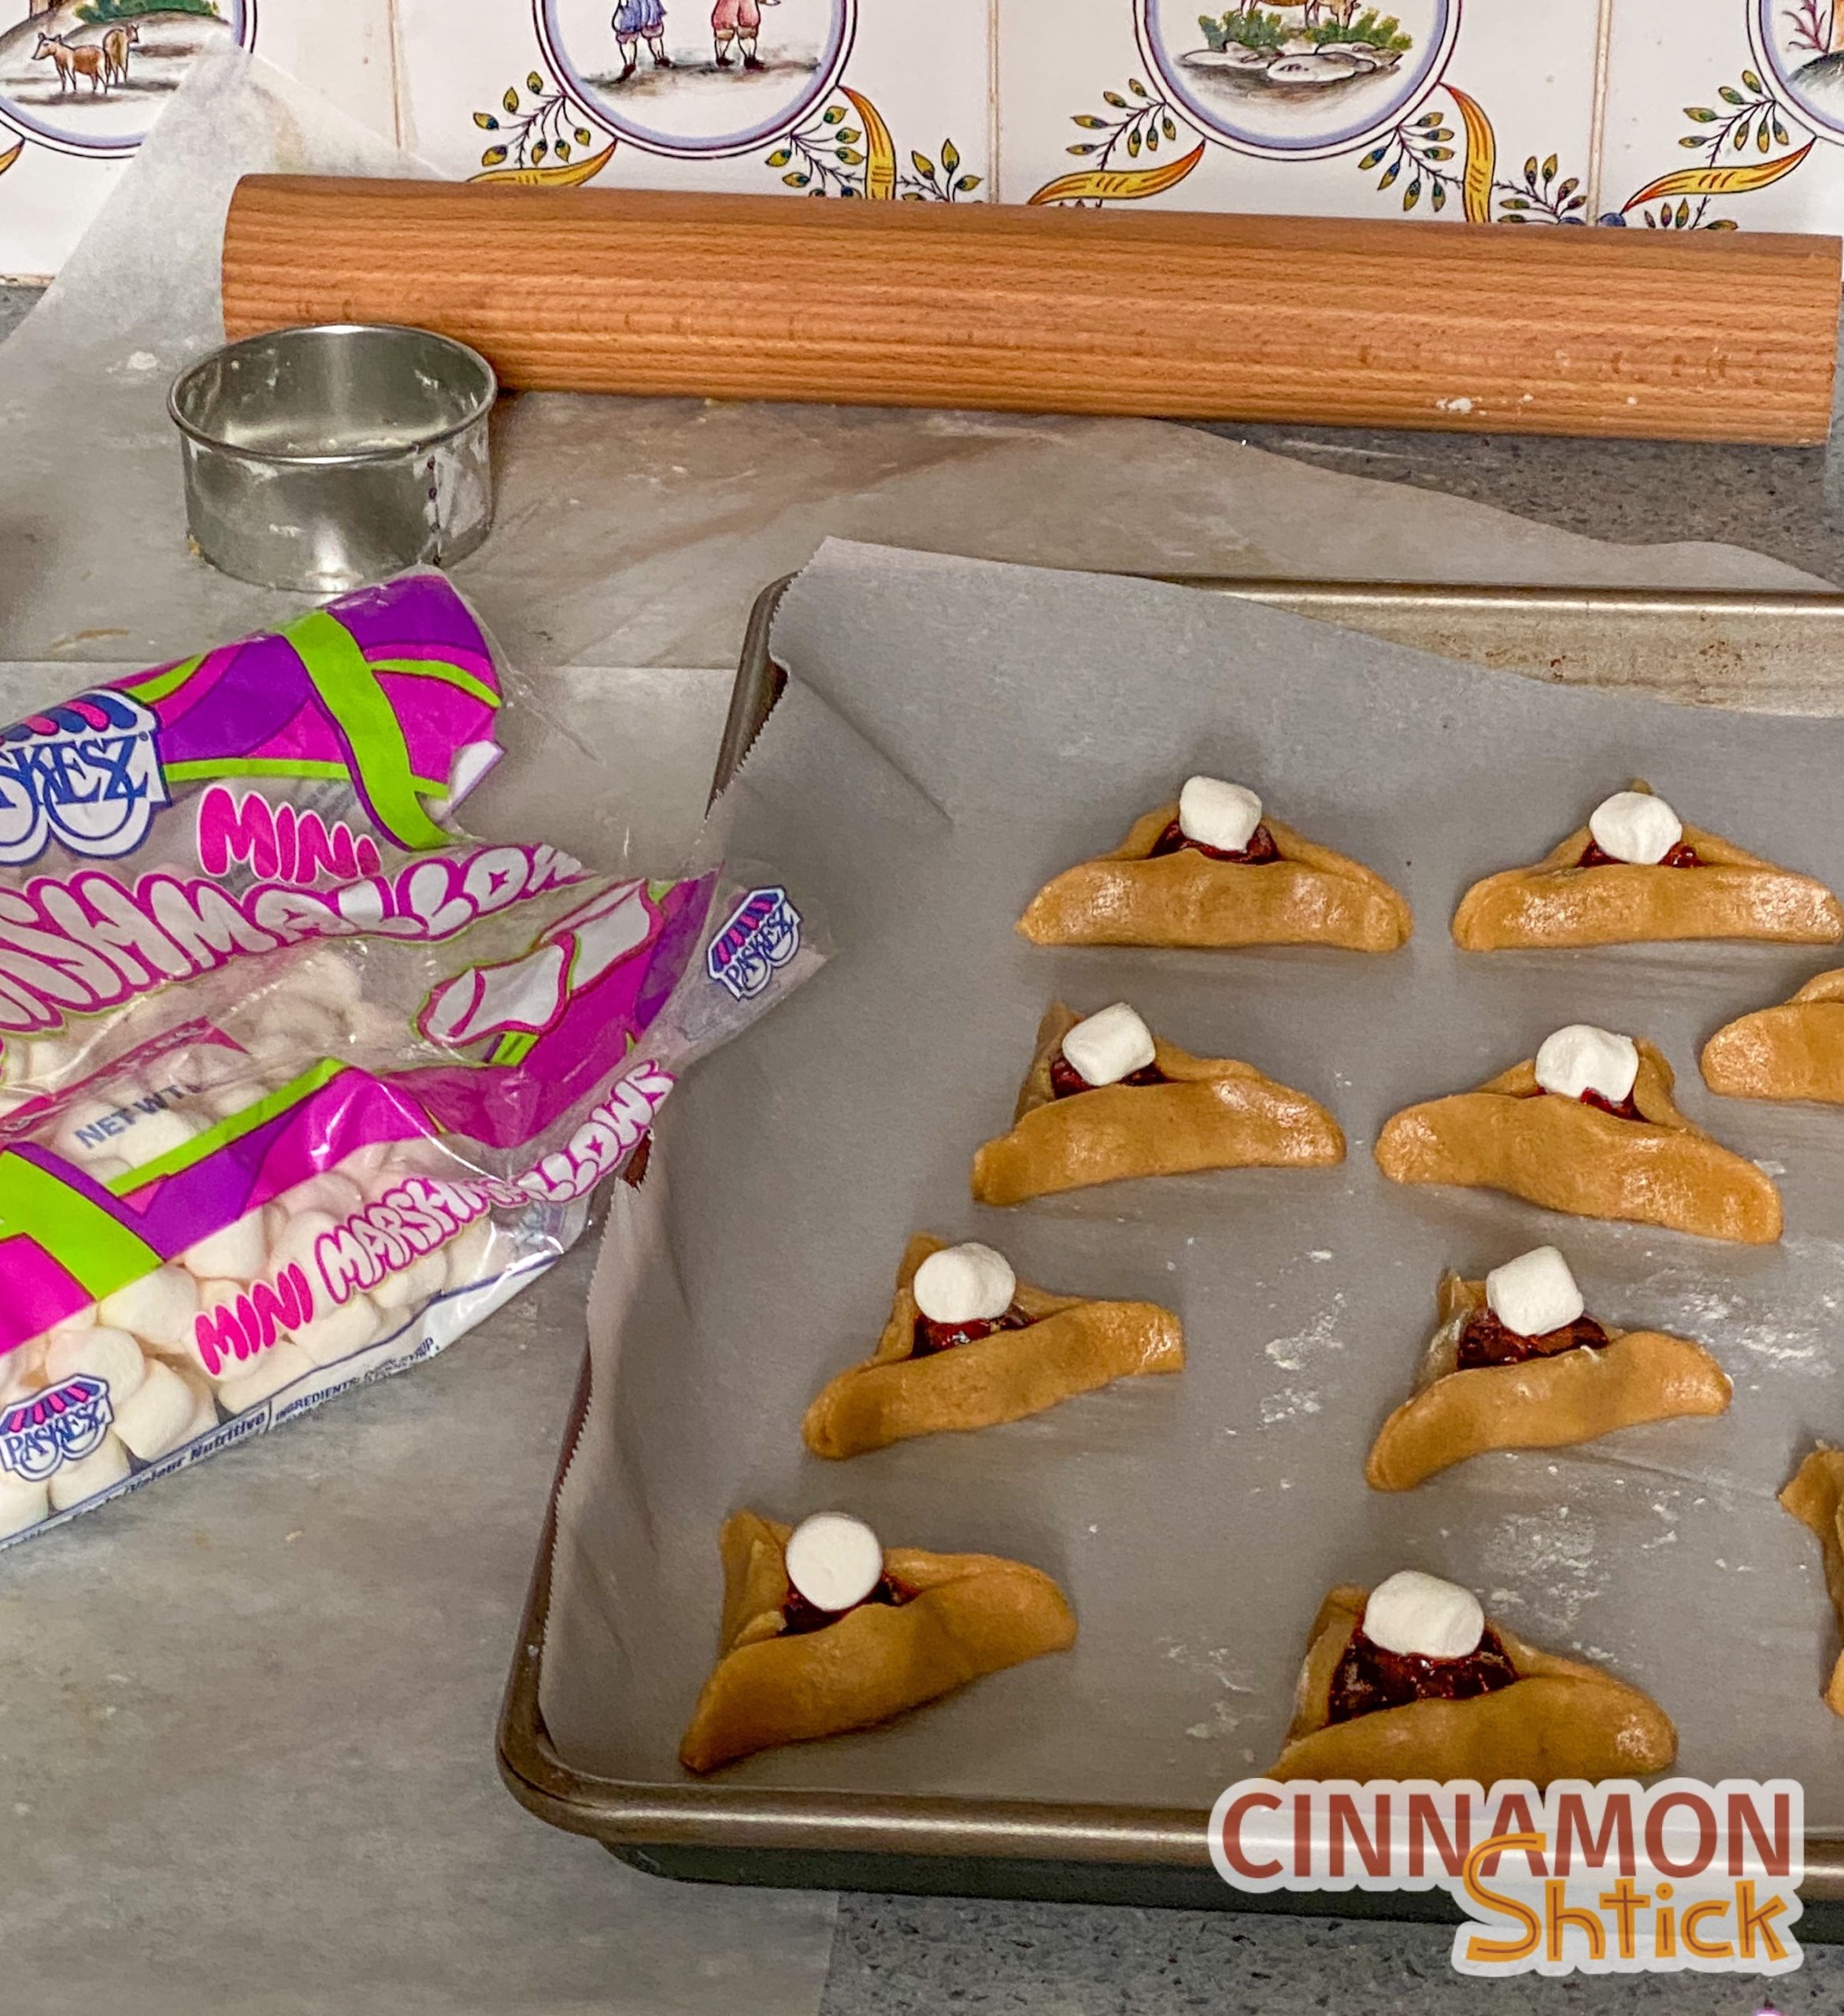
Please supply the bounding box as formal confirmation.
[0,573,817,1546]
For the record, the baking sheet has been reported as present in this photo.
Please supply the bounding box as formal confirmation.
[542,539,1844,1823]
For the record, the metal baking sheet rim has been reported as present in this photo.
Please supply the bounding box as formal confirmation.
[498,569,1844,1901]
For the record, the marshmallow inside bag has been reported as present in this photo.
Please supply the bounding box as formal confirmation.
[1534,1024,1639,1106]
[0,1469,48,1540]
[268,1210,338,1283]
[51,1098,131,1166]
[214,1340,314,1411]
[112,1358,202,1461]
[291,952,363,1014]
[9,1035,74,1089]
[783,1511,885,1612]
[1484,1247,1585,1337]
[166,1043,249,1094]
[96,1266,199,1351]
[278,1171,365,1222]
[912,1243,1016,1325]
[48,1432,130,1512]
[43,1325,147,1404]
[1177,776,1263,854]
[1588,790,1683,865]
[443,1218,498,1295]
[115,1102,200,1165]
[169,1363,222,1440]
[180,1211,270,1284]
[203,1079,276,1123]
[243,996,348,1063]
[345,1142,398,1188]
[371,1250,447,1314]
[286,1295,382,1368]
[1060,1002,1157,1088]
[1362,1569,1486,1661]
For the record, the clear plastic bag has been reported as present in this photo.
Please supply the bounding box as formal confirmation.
[0,573,819,1544]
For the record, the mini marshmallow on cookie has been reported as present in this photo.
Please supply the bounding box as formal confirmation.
[913,1243,1015,1325]
[1362,1569,1485,1661]
[1534,1024,1639,1106]
[1484,1247,1585,1338]
[784,1511,884,1613]
[1178,776,1263,854]
[1060,1002,1157,1088]
[1588,790,1683,865]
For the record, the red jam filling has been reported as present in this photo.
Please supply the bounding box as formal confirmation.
[1579,1087,1645,1121]
[1050,1054,1168,1099]
[1326,1625,1519,1725]
[911,1305,1033,1359]
[1578,839,1700,869]
[1150,817,1280,865]
[780,1574,912,1636]
[1524,1084,1644,1122]
[1456,1306,1610,1371]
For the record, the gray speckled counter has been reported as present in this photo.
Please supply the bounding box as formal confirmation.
[1222,422,1844,591]
[7,269,1844,2011]
[826,1896,1842,2013]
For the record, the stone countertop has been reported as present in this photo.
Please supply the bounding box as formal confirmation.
[5,274,1841,2012]
[7,283,1838,591]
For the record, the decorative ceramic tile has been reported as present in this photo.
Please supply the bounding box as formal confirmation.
[395,0,993,205]
[997,0,1606,224]
[11,0,1844,284]
[1598,0,1844,235]
[0,0,394,280]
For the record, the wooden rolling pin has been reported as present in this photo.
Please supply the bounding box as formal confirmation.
[223,176,1842,444]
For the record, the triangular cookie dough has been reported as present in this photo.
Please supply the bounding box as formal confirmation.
[1366,1269,1731,1492]
[678,1510,1076,1773]
[1703,969,1844,1103]
[972,1002,1344,1206]
[1453,781,1842,949]
[1018,788,1411,951]
[1778,1450,1844,1718]
[1268,1581,1676,1784]
[1374,1036,1782,1243]
[803,1234,1183,1458]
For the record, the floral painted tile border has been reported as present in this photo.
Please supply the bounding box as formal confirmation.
[6,2,1844,277]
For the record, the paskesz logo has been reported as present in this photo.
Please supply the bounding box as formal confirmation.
[0,691,169,865]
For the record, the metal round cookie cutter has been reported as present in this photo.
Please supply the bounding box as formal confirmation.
[168,323,497,593]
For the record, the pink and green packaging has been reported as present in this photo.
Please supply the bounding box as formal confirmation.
[0,573,816,1545]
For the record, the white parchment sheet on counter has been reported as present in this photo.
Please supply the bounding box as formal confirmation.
[544,540,1844,1819]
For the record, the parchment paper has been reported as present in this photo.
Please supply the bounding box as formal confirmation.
[542,539,1844,1825]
